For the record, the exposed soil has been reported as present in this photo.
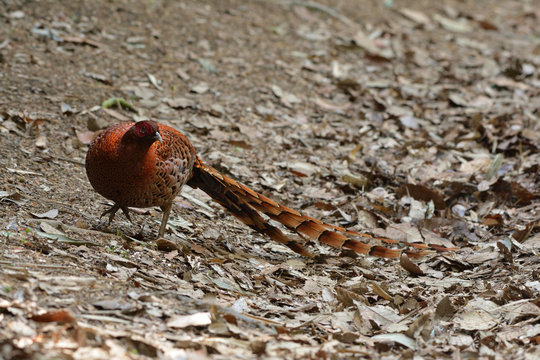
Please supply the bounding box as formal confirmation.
[1,0,539,359]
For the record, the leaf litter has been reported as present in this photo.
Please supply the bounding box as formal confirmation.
[1,0,540,359]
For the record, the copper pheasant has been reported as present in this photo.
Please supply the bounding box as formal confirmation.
[85,120,454,258]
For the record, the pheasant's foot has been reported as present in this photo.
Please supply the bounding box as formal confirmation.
[100,203,132,224]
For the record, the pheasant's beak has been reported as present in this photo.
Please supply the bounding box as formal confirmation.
[154,131,163,143]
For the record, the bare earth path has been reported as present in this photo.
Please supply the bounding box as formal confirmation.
[1,0,539,359]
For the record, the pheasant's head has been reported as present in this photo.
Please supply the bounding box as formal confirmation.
[126,121,163,144]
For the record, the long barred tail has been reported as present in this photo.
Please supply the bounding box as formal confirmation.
[187,160,456,258]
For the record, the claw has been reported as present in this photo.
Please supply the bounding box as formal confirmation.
[100,204,119,223]
[100,203,132,224]
[120,206,133,223]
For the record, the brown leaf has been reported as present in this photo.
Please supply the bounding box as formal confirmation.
[176,68,190,81]
[226,140,252,149]
[512,222,535,243]
[352,30,394,60]
[477,19,498,31]
[80,71,112,85]
[396,184,446,210]
[62,35,101,48]
[31,310,76,324]
[433,14,472,33]
[335,287,367,307]
[314,201,335,211]
[482,214,504,227]
[155,238,179,252]
[435,296,456,320]
[497,240,513,263]
[166,97,195,109]
[399,254,424,276]
[76,130,97,145]
[492,179,537,205]
[371,333,416,350]
[342,173,370,187]
[371,282,393,301]
[398,8,431,26]
[314,97,351,112]
[101,108,130,121]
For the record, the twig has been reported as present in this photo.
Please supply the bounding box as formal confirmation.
[0,261,71,270]
[79,314,132,324]
[50,155,85,166]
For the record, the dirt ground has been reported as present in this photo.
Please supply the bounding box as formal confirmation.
[1,0,540,359]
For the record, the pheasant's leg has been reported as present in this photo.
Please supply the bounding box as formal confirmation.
[100,204,132,224]
[158,202,172,237]
[101,204,119,223]
[119,206,133,223]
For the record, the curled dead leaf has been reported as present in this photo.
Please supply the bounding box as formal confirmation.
[31,309,76,324]
[399,254,424,276]
[371,282,393,301]
[155,238,179,252]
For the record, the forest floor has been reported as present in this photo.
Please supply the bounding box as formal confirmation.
[1,0,539,359]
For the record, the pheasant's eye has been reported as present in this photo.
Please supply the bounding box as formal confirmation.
[135,123,152,138]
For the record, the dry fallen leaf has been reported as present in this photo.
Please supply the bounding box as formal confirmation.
[167,312,212,329]
[76,130,96,145]
[31,310,76,324]
[371,333,416,350]
[30,209,59,219]
[399,254,424,276]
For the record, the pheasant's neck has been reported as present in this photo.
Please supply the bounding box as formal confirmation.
[117,141,156,178]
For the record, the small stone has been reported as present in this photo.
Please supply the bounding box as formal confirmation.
[87,117,110,131]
